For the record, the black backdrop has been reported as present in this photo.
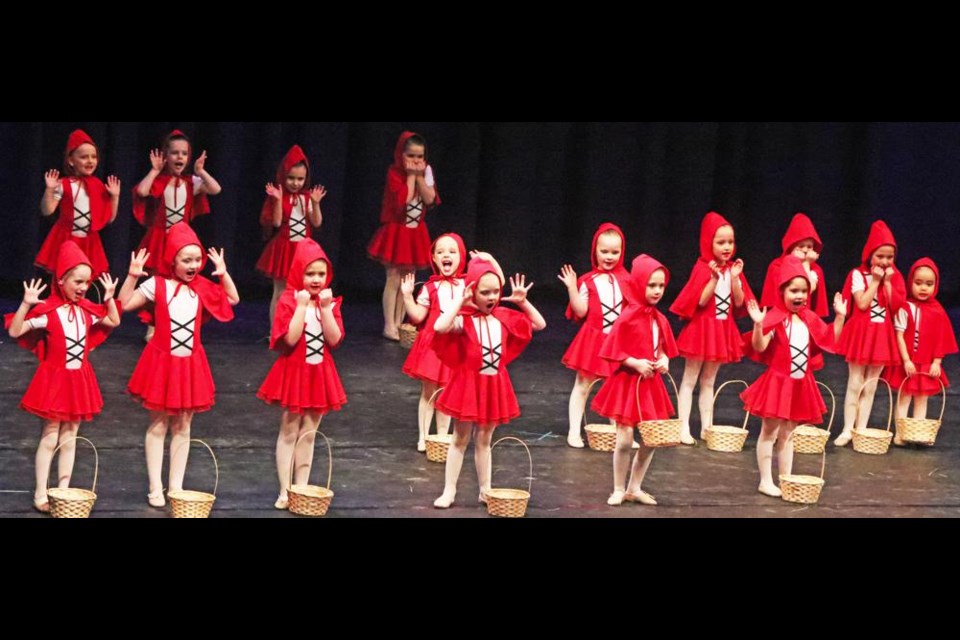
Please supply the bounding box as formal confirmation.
[2,122,959,304]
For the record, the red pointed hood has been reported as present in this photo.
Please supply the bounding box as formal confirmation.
[590,222,627,271]
[861,220,897,268]
[393,131,421,170]
[781,213,822,255]
[286,238,332,291]
[160,222,206,278]
[906,257,940,302]
[625,253,669,311]
[699,211,734,262]
[276,144,311,190]
[63,129,98,175]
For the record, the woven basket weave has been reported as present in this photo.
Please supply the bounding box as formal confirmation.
[793,382,837,454]
[47,436,98,519]
[896,373,946,446]
[167,440,219,518]
[851,378,894,455]
[486,437,533,518]
[287,430,335,516]
[705,380,751,453]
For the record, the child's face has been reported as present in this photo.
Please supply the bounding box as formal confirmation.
[174,245,203,282]
[791,239,816,258]
[284,165,308,193]
[911,266,936,301]
[783,277,809,313]
[165,140,191,176]
[68,143,98,177]
[433,237,461,277]
[870,245,896,269]
[60,265,93,302]
[712,225,735,264]
[303,260,328,295]
[595,234,623,271]
[404,143,425,165]
[473,273,501,315]
[645,269,666,306]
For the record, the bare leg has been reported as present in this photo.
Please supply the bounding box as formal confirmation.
[567,373,596,448]
[434,422,473,508]
[757,418,782,496]
[145,412,169,505]
[678,358,704,445]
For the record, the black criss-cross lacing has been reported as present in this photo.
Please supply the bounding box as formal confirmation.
[305,329,325,360]
[65,335,85,366]
[166,204,186,229]
[479,317,502,375]
[72,206,91,234]
[601,276,622,331]
[405,199,424,225]
[170,318,194,353]
[787,320,808,377]
[715,292,731,316]
[870,298,885,321]
[289,215,307,241]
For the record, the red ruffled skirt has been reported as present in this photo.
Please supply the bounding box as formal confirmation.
[128,342,216,414]
[741,369,827,424]
[21,362,103,422]
[562,324,615,378]
[257,355,347,415]
[436,369,520,427]
[591,369,675,427]
[676,312,744,363]
[367,222,431,269]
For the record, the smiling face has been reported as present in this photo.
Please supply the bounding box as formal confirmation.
[870,245,896,270]
[284,164,308,193]
[712,225,735,265]
[645,268,666,306]
[60,264,93,302]
[165,139,191,176]
[595,232,623,272]
[473,272,501,315]
[173,245,203,282]
[68,143,99,177]
[782,276,809,313]
[911,266,936,301]
[433,236,461,277]
[303,259,329,296]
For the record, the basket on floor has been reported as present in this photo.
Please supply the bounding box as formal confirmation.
[399,323,419,349]
[167,440,219,518]
[706,380,751,453]
[424,388,453,463]
[486,437,533,518]
[793,382,837,454]
[582,378,617,452]
[287,430,335,516]
[896,373,946,446]
[780,443,826,505]
[47,436,98,519]
[637,372,682,448]
[852,378,894,455]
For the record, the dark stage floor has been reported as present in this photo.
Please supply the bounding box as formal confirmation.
[2,299,958,518]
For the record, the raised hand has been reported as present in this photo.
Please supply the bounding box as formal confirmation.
[265,183,282,199]
[98,273,119,299]
[149,149,165,172]
[708,260,722,279]
[207,247,227,277]
[502,273,534,305]
[318,289,334,308]
[871,265,885,280]
[833,292,847,317]
[44,169,60,189]
[194,150,208,174]
[106,175,121,197]
[730,258,744,278]
[884,266,895,280]
[22,278,47,305]
[295,289,311,307]
[400,273,416,297]
[310,185,327,204]
[557,264,578,290]
[129,249,150,278]
[805,249,820,264]
[746,299,766,324]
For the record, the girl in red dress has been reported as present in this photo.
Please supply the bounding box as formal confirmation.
[882,257,958,444]
[833,220,905,446]
[399,232,467,452]
[119,223,239,508]
[558,222,630,449]
[430,256,546,509]
[670,211,755,444]
[742,256,847,497]
[368,131,439,341]
[591,254,676,507]
[256,145,327,329]
[258,239,346,509]
[36,129,121,279]
[6,241,120,512]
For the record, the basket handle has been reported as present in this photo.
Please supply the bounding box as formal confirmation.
[289,430,333,491]
[423,387,446,436]
[171,439,219,497]
[815,381,837,432]
[712,379,751,430]
[47,436,99,494]
[491,436,533,495]
[786,430,827,481]
[581,377,606,430]
[896,372,947,423]
[855,377,894,433]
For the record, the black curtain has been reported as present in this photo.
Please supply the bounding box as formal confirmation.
[3,122,959,304]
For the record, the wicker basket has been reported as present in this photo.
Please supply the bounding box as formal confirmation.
[486,437,533,518]
[780,445,826,504]
[167,440,219,518]
[287,430,335,516]
[851,377,894,455]
[793,382,837,454]
[47,436,98,519]
[896,373,946,445]
[638,372,682,448]
[399,323,419,349]
[423,388,452,462]
[580,378,617,451]
[705,380,751,453]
